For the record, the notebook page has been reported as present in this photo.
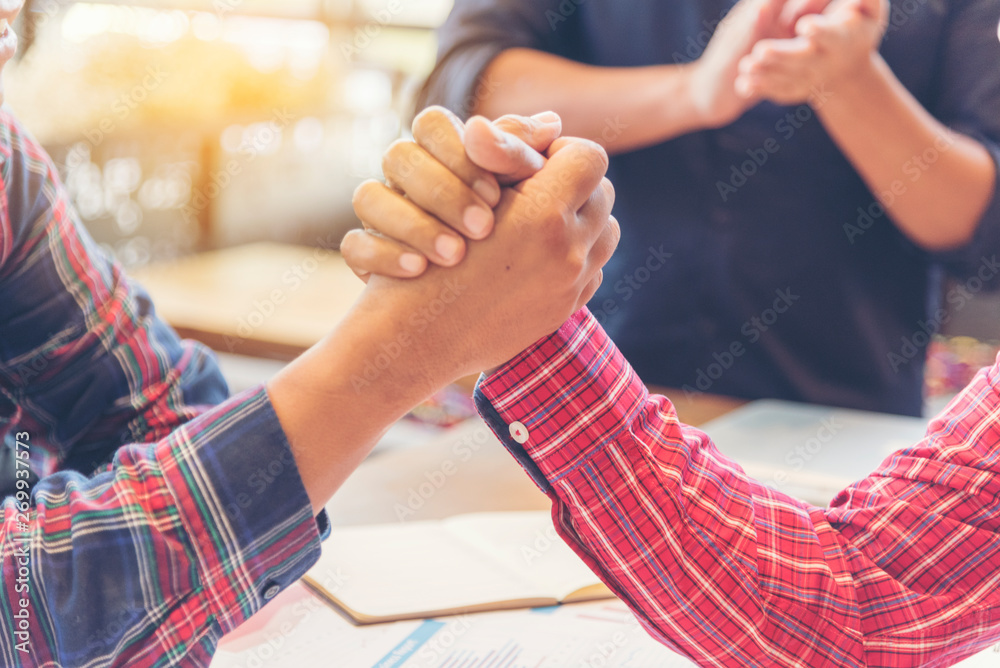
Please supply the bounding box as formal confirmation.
[444,512,609,602]
[308,521,547,619]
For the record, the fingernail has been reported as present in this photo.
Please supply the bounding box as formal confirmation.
[473,178,500,205]
[399,253,424,274]
[435,235,462,262]
[531,111,561,124]
[463,207,492,238]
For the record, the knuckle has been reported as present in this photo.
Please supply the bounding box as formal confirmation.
[351,180,381,212]
[412,106,446,138]
[565,247,588,277]
[577,139,610,176]
[382,139,415,175]
[540,196,574,228]
[340,230,372,265]
[609,215,621,244]
[429,179,460,205]
[540,213,573,253]
[495,114,532,140]
[601,177,616,208]
[402,210,436,243]
[340,229,360,254]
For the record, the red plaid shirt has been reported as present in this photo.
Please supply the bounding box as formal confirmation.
[476,309,1000,667]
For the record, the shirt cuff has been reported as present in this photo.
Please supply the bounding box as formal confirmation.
[473,308,649,493]
[159,385,327,634]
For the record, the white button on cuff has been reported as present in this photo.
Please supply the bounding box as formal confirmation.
[262,584,281,601]
[509,421,529,445]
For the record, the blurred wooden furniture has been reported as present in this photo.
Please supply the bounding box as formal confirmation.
[131,242,364,360]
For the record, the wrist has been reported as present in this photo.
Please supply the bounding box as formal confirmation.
[677,61,724,130]
[344,282,465,397]
[265,293,457,514]
[816,51,886,116]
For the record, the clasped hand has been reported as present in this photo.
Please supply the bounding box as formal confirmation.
[342,107,619,378]
[693,0,889,123]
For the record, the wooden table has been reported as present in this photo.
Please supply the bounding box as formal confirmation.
[131,242,365,360]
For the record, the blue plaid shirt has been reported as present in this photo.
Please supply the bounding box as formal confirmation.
[0,109,328,666]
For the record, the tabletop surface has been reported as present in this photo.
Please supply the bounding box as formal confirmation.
[326,389,746,526]
[131,242,365,360]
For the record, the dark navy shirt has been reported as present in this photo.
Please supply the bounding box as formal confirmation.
[419,0,1000,416]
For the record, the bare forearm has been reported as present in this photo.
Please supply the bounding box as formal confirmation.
[818,53,997,250]
[266,289,455,516]
[476,49,706,155]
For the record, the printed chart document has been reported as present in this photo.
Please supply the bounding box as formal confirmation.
[209,585,1000,668]
[698,399,930,505]
[302,511,613,624]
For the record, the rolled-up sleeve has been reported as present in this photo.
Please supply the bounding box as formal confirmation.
[0,386,327,667]
[929,0,1000,279]
[475,308,1000,667]
[417,0,566,118]
[0,110,329,666]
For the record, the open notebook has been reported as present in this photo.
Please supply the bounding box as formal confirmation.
[302,511,613,625]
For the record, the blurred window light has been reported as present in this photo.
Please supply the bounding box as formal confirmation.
[221,15,329,74]
[293,117,325,153]
[221,125,246,154]
[354,0,454,28]
[342,69,393,116]
[104,157,142,193]
[191,12,223,41]
[62,4,189,45]
[244,121,284,155]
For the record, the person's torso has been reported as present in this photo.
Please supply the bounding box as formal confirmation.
[549,0,953,415]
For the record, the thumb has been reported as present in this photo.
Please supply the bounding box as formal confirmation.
[464,113,561,185]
